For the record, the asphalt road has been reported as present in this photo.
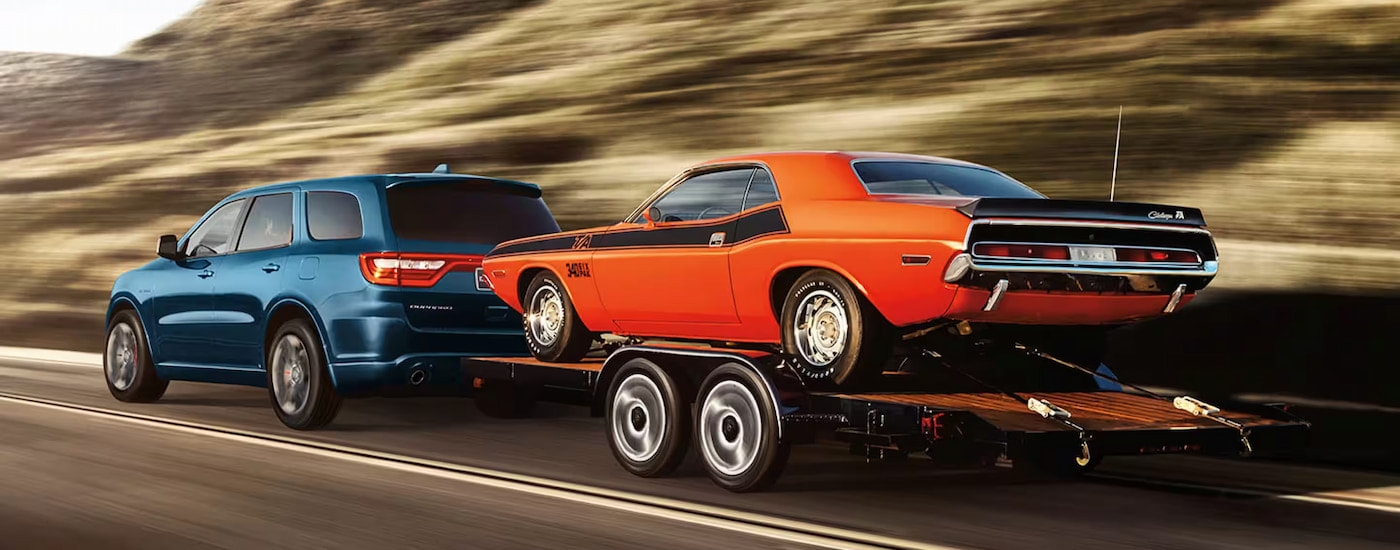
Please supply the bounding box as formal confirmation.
[0,358,1397,549]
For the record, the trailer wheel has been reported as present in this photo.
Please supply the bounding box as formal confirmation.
[695,364,789,493]
[605,358,689,477]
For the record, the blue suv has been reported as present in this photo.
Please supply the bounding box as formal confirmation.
[103,166,560,429]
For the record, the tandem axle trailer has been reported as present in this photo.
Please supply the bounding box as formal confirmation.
[459,342,1309,492]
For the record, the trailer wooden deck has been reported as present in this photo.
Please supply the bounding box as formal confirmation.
[836,391,1296,433]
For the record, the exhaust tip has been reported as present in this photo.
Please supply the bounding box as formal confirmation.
[408,367,429,386]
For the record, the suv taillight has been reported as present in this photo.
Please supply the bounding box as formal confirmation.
[360,252,483,287]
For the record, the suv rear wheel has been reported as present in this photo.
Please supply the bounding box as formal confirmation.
[267,319,341,430]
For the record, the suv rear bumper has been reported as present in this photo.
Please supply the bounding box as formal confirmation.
[330,351,530,396]
[322,315,528,395]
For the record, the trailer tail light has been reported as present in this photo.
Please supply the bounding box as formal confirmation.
[1114,247,1199,264]
[973,243,1070,260]
[359,253,483,287]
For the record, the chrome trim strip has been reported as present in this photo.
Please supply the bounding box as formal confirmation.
[970,240,1203,267]
[984,279,1009,311]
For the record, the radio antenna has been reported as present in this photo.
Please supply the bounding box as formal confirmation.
[1110,105,1122,201]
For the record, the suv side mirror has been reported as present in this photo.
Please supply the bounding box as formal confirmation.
[157,234,184,260]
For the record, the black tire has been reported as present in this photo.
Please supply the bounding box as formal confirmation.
[103,309,168,403]
[474,379,538,419]
[266,319,342,430]
[779,269,892,388]
[522,270,593,362]
[694,363,789,493]
[604,358,689,477]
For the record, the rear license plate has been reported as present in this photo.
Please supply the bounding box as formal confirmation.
[1070,246,1116,262]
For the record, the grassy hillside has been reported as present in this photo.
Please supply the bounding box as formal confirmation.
[0,0,1396,349]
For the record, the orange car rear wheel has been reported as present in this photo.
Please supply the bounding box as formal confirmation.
[779,269,891,388]
[523,270,593,362]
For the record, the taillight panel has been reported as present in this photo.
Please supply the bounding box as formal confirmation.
[359,252,483,287]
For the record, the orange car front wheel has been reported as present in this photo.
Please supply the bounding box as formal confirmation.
[523,270,594,362]
[779,269,892,388]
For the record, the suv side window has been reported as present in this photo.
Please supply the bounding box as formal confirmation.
[236,193,294,252]
[185,198,247,258]
[307,191,363,240]
[742,168,778,210]
[645,168,754,222]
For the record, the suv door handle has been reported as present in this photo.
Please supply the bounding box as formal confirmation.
[262,263,281,273]
[197,269,215,279]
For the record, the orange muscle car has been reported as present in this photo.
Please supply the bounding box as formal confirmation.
[481,151,1218,386]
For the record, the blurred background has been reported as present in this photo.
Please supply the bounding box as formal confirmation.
[0,0,1395,347]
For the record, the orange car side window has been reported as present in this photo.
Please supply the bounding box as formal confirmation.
[648,168,754,222]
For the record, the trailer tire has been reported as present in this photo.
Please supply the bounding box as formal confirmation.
[605,359,689,477]
[695,364,789,493]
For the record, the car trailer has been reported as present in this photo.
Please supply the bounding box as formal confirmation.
[459,339,1310,493]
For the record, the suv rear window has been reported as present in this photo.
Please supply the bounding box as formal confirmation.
[854,161,1042,198]
[386,180,560,244]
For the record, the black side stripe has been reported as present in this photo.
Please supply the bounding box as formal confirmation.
[486,205,789,257]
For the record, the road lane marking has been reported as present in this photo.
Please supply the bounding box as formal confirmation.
[0,346,102,368]
[1087,472,1400,515]
[0,391,960,550]
[3,352,1398,517]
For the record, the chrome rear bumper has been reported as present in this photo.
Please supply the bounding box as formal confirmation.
[943,253,1218,282]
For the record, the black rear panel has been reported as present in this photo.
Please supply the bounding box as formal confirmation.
[968,223,1217,261]
[956,198,1206,227]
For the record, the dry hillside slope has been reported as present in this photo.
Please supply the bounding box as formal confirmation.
[0,0,1396,349]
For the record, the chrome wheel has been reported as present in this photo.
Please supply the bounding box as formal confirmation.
[610,373,666,463]
[271,334,311,416]
[527,283,565,347]
[791,289,848,367]
[104,322,138,391]
[699,380,762,477]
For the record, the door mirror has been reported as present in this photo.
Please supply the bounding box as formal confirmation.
[157,234,185,260]
[643,207,661,227]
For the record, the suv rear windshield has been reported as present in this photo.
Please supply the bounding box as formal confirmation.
[386,180,560,243]
[854,161,1042,198]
